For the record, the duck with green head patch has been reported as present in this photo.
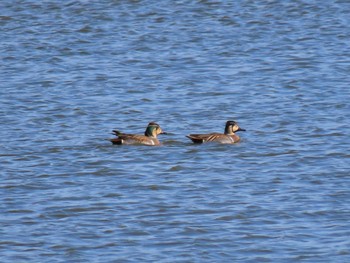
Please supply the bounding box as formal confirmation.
[109,122,166,146]
[186,120,246,144]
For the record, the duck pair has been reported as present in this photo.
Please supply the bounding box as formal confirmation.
[109,121,245,146]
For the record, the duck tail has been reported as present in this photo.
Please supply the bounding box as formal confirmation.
[112,130,122,136]
[109,138,123,145]
[186,135,204,144]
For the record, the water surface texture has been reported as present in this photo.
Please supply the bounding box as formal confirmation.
[1,0,350,262]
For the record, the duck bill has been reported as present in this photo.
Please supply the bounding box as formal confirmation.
[160,131,169,135]
[237,128,246,132]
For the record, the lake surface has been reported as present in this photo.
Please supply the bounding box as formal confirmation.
[1,0,350,262]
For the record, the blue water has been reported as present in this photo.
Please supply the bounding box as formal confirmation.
[1,0,350,262]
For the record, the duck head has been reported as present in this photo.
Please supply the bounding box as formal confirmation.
[144,122,165,137]
[224,120,246,135]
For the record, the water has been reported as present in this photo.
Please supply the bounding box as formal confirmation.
[1,0,350,262]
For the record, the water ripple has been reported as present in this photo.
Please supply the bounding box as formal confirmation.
[1,0,350,262]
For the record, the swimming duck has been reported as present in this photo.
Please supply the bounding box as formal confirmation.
[186,120,246,144]
[109,122,165,146]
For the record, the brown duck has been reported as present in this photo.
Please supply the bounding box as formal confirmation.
[109,122,165,146]
[186,120,246,144]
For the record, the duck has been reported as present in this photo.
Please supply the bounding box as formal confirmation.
[109,122,166,146]
[186,120,246,144]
